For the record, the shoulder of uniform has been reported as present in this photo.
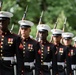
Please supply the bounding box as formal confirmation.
[11,32,19,36]
[59,43,65,47]
[10,32,21,38]
[60,44,69,50]
[72,46,76,49]
[49,42,55,46]
[61,44,66,48]
[30,38,38,42]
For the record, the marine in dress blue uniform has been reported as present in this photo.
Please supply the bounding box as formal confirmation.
[72,37,76,48]
[62,32,76,75]
[0,11,24,75]
[37,24,58,75]
[18,20,41,75]
[51,29,71,75]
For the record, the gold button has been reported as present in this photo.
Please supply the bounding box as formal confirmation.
[23,42,25,44]
[23,45,25,46]
[0,50,2,52]
[41,53,43,56]
[48,50,50,51]
[1,39,4,41]
[9,45,11,46]
[1,46,3,48]
[23,51,25,53]
[5,33,7,34]
[22,70,24,72]
[41,56,43,59]
[41,50,43,52]
[23,48,25,50]
[41,60,43,62]
[29,50,31,51]
[48,52,49,54]
[10,65,12,66]
[2,35,4,38]
[1,54,3,56]
[41,48,43,50]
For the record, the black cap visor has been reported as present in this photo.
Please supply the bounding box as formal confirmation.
[39,29,48,33]
[53,34,61,37]
[0,17,10,20]
[20,25,31,28]
[63,37,72,40]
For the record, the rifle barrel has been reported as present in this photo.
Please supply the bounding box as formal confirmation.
[22,5,28,20]
[38,11,43,25]
[0,0,3,11]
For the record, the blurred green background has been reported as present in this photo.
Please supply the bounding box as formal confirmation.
[1,0,76,40]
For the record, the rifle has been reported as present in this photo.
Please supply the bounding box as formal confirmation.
[50,19,58,42]
[38,11,43,25]
[0,0,3,35]
[10,24,14,32]
[53,20,58,29]
[0,0,3,11]
[36,11,44,41]
[18,5,28,35]
[62,18,67,32]
[61,18,67,44]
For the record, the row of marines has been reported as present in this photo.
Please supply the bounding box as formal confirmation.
[0,10,76,75]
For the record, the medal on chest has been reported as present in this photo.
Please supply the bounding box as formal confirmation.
[47,46,50,54]
[71,49,74,56]
[59,48,63,55]
[28,44,33,51]
[8,38,13,46]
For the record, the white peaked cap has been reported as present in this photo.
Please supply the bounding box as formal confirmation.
[51,29,63,34]
[0,11,13,18]
[62,32,74,38]
[18,20,34,27]
[72,37,76,41]
[37,24,51,32]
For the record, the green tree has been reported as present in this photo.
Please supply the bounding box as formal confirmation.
[2,0,76,38]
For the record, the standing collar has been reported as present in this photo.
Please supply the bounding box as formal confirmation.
[40,40,48,44]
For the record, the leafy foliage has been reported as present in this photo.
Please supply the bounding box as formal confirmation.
[2,0,76,39]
